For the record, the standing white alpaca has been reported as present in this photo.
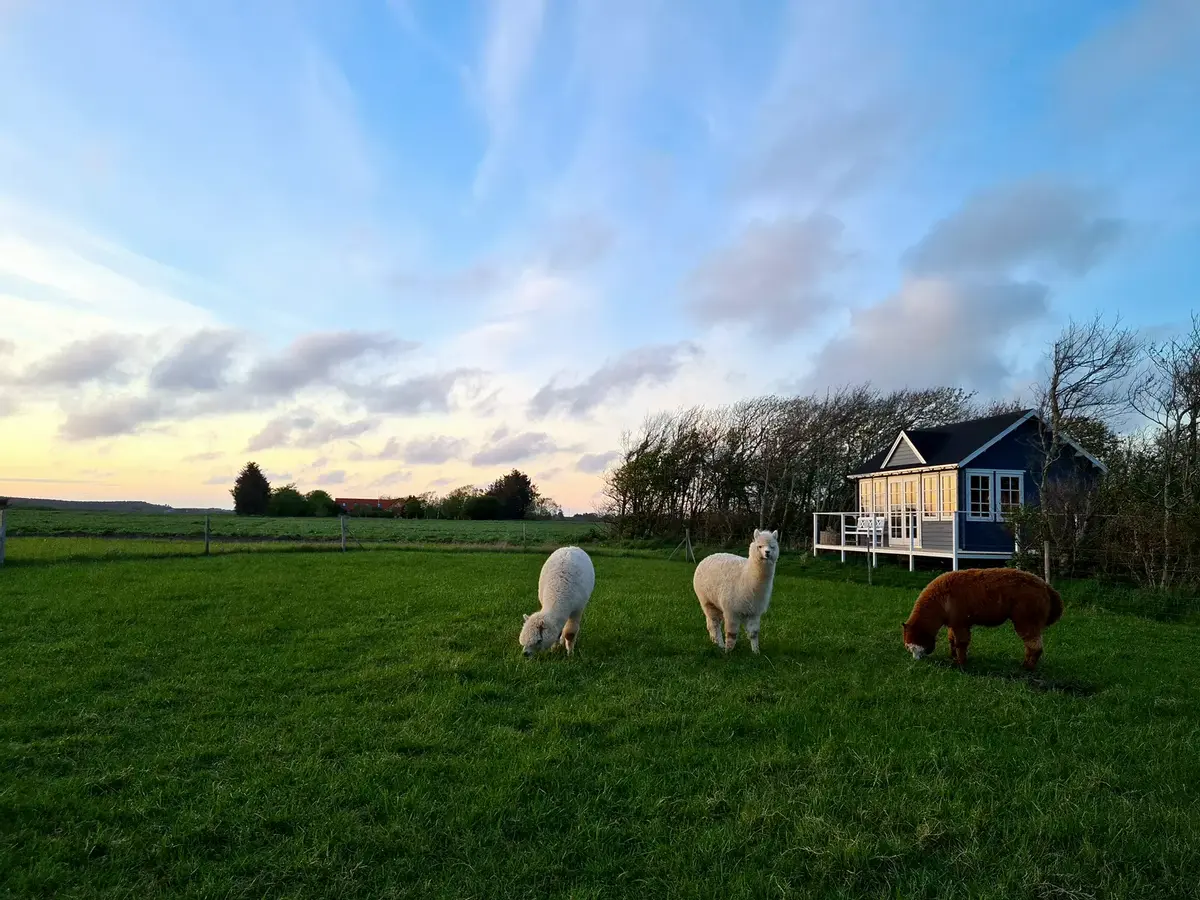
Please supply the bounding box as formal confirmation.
[693,529,779,653]
[519,546,595,657]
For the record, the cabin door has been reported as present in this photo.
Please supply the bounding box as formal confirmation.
[888,477,920,547]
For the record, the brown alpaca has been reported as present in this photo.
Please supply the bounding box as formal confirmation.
[901,568,1063,670]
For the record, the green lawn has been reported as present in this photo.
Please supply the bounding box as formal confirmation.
[2,544,1199,898]
[3,508,604,546]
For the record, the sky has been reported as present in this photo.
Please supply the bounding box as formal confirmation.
[1,0,1198,513]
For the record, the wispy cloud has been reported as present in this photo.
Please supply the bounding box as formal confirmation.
[530,342,701,418]
[472,0,547,196]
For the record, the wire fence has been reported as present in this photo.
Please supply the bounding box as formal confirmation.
[0,508,611,567]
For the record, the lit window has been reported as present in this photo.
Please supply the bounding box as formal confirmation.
[874,479,886,515]
[968,473,992,520]
[998,474,1022,518]
[889,481,903,539]
[922,474,939,520]
[860,480,871,512]
[940,472,956,516]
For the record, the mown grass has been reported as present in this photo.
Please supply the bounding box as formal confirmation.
[2,509,604,546]
[2,546,1199,898]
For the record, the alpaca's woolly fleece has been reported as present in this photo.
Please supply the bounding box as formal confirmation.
[519,546,595,657]
[693,529,779,653]
[902,567,1063,670]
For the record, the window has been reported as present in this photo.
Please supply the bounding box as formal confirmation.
[968,472,992,520]
[940,472,956,517]
[859,480,871,513]
[922,474,939,520]
[889,481,903,539]
[997,473,1023,519]
[873,479,886,516]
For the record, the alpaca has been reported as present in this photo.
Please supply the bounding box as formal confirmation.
[692,529,779,653]
[519,546,595,657]
[902,567,1064,670]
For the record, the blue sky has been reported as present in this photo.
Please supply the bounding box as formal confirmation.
[0,0,1197,511]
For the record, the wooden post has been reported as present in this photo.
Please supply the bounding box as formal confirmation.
[204,515,210,556]
[522,522,527,550]
[840,513,846,563]
[1043,540,1051,584]
[812,513,819,558]
[685,527,695,563]
[952,512,959,572]
[0,509,6,568]
[340,516,347,552]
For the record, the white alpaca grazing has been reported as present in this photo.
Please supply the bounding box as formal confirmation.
[693,529,779,653]
[519,546,595,657]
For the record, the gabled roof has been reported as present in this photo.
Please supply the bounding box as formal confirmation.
[849,409,1034,476]
[850,408,1111,477]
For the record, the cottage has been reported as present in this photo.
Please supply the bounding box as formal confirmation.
[813,409,1107,569]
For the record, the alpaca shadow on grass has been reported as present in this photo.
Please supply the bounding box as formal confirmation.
[923,654,1100,698]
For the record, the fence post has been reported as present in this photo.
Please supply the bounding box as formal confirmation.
[341,516,347,552]
[522,522,526,550]
[812,512,819,558]
[0,508,6,568]
[204,515,210,556]
[840,513,846,563]
[1043,540,1051,584]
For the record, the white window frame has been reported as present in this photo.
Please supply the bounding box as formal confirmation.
[966,469,994,521]
[965,469,1025,521]
[995,470,1024,521]
[922,473,940,521]
[940,471,957,518]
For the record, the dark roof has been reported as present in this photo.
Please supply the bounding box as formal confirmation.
[849,409,1033,476]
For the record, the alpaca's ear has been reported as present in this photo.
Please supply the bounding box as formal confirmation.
[523,614,529,622]
[752,528,761,538]
[770,530,778,540]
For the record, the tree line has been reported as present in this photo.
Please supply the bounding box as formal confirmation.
[600,314,1200,591]
[229,464,562,521]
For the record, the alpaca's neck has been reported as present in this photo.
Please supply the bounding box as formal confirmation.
[910,592,948,631]
[540,607,568,632]
[742,555,776,594]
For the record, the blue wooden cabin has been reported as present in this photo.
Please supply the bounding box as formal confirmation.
[813,409,1107,568]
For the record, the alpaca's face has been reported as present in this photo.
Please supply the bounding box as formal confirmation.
[751,529,779,563]
[519,612,556,656]
[902,622,935,659]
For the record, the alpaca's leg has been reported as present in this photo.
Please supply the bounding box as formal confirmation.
[948,627,970,666]
[701,601,724,647]
[723,616,739,652]
[562,612,582,656]
[747,615,763,654]
[1015,623,1043,670]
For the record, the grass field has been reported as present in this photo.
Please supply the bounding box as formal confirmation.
[2,508,605,546]
[3,543,1200,898]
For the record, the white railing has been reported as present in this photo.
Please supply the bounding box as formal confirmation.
[812,509,962,571]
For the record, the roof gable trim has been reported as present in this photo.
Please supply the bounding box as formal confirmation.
[956,410,1109,474]
[881,430,928,468]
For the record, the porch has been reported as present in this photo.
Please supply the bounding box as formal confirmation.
[811,510,1018,571]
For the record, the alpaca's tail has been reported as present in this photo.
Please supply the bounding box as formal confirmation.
[1046,584,1064,626]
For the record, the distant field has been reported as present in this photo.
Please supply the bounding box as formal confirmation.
[2,545,1199,898]
[2,508,606,546]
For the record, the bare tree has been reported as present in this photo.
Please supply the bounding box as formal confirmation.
[1036,313,1141,481]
